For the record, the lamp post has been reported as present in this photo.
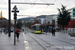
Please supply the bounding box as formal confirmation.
[12,5,19,45]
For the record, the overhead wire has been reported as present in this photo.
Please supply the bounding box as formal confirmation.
[19,0,34,9]
[39,0,52,14]
[19,0,36,17]
[52,0,56,3]
[40,0,56,14]
[28,0,36,13]
[48,0,56,3]
[40,5,49,14]
[19,0,55,17]
[17,0,31,17]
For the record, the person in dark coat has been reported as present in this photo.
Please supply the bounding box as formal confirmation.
[52,28,55,36]
[16,28,20,41]
[45,24,49,33]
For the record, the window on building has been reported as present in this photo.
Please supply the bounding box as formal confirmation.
[73,9,75,11]
[73,13,75,15]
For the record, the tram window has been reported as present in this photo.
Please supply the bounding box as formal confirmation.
[36,26,41,31]
[31,26,36,30]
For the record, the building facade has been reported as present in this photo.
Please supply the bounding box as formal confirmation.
[36,15,57,25]
[0,17,13,28]
[68,7,75,19]
[0,18,8,28]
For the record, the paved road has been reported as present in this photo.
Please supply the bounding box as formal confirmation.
[24,29,75,50]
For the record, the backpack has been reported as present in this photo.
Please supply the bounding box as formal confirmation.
[16,29,20,34]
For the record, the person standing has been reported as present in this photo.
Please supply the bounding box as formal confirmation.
[52,28,55,36]
[45,24,48,33]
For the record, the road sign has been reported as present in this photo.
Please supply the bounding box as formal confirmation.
[12,5,19,45]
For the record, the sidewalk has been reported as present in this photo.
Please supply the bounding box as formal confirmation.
[0,32,25,50]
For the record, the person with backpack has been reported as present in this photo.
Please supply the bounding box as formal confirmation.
[16,28,20,41]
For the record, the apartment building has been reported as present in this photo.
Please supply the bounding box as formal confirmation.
[68,7,75,19]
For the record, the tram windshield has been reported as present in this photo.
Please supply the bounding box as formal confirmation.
[36,25,41,31]
[31,25,41,31]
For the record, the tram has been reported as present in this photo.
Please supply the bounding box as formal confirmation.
[31,24,41,33]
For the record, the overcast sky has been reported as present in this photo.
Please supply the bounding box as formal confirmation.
[0,0,75,19]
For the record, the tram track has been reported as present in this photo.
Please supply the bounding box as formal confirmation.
[26,33,60,50]
[24,29,46,50]
[51,37,75,46]
[42,33,75,46]
[25,29,75,50]
[27,33,46,50]
[31,31,75,46]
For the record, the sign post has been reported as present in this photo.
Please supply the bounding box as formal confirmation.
[12,5,19,45]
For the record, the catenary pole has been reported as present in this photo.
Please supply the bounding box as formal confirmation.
[8,0,11,37]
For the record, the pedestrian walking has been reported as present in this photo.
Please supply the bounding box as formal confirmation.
[52,28,55,36]
[16,28,20,41]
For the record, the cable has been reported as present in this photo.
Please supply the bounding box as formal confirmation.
[49,0,56,3]
[19,0,32,14]
[49,0,52,3]
[19,0,54,17]
[18,0,33,17]
[39,0,56,14]
[28,0,36,11]
[39,0,53,14]
[40,5,49,14]
[19,0,36,15]
[19,0,35,9]
[53,0,56,3]
[29,0,32,3]
[41,0,52,3]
